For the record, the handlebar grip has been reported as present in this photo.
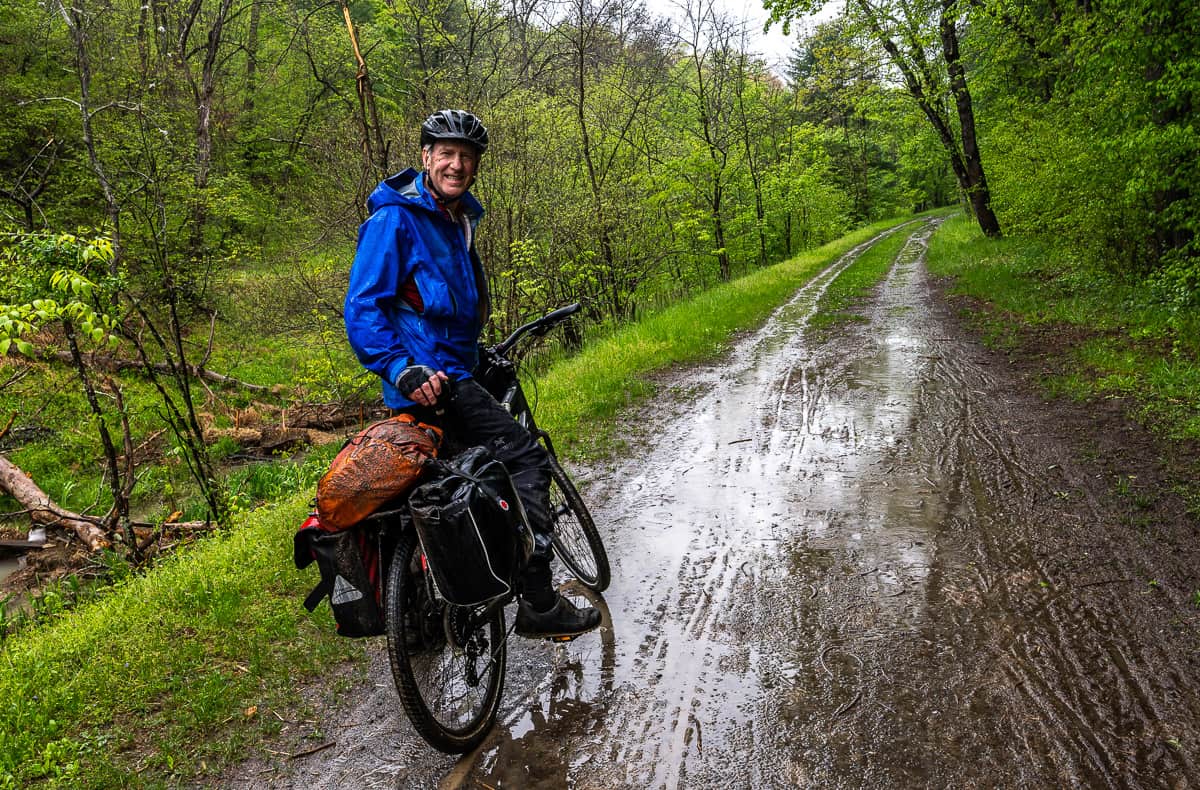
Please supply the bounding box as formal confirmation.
[434,375,453,416]
[531,303,581,337]
[495,303,582,354]
[545,303,582,322]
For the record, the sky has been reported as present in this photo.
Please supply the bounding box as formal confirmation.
[638,0,839,76]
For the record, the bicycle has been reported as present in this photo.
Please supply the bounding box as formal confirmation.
[379,303,611,753]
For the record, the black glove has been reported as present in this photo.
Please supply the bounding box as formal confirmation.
[395,365,439,398]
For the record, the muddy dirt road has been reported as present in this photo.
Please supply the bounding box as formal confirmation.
[225,219,1200,789]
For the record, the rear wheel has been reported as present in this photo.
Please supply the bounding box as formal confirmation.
[384,533,506,753]
[547,454,611,592]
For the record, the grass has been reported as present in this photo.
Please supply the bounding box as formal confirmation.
[926,214,1200,443]
[807,223,913,334]
[0,213,920,786]
[0,493,362,788]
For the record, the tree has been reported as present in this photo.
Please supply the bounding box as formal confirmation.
[767,0,1002,237]
[967,0,1198,300]
[0,231,134,553]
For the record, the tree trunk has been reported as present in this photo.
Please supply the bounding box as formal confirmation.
[712,183,730,281]
[63,322,139,559]
[56,0,122,276]
[939,0,1001,237]
[243,0,260,116]
[189,0,234,260]
[0,454,110,551]
[734,53,768,266]
[857,0,1000,238]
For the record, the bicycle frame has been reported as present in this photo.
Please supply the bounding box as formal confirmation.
[412,303,583,626]
[379,303,607,753]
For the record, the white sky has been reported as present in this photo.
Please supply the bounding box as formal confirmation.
[638,0,839,76]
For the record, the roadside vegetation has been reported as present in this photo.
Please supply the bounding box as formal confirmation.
[0,0,1196,782]
[926,214,1200,446]
[0,217,916,787]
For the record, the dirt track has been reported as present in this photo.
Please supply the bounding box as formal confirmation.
[221,219,1200,789]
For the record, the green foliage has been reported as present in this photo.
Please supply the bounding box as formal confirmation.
[294,309,375,404]
[927,214,1200,442]
[969,0,1200,305]
[225,443,339,514]
[0,494,361,787]
[0,231,122,360]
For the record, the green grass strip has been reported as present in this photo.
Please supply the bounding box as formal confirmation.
[0,494,361,788]
[807,223,912,334]
[926,214,1200,442]
[0,213,918,787]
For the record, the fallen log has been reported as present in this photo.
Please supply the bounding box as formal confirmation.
[0,457,213,551]
[204,426,341,455]
[48,351,271,393]
[0,454,110,551]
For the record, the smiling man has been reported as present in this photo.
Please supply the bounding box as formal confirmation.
[343,109,601,639]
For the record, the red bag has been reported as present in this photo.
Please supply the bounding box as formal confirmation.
[315,413,442,531]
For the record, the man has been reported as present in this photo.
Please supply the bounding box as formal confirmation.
[344,109,600,639]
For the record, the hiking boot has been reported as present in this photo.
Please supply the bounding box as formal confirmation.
[514,594,601,640]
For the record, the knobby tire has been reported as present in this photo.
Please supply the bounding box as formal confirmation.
[384,533,506,754]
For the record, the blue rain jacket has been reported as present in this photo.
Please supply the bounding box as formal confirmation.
[344,169,490,408]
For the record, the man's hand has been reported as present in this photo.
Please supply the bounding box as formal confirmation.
[396,365,450,407]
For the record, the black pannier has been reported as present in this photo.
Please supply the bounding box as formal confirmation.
[294,517,385,638]
[408,446,535,607]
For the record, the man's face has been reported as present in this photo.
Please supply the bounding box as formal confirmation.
[422,140,479,203]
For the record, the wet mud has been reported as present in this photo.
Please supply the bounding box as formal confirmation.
[221,219,1200,789]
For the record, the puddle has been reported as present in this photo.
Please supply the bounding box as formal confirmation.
[220,219,1200,790]
[0,556,18,586]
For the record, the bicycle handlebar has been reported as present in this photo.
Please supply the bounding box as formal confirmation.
[493,303,581,357]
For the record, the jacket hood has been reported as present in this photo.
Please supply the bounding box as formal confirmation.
[366,168,484,220]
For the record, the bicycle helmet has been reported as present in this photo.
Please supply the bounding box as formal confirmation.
[420,109,489,155]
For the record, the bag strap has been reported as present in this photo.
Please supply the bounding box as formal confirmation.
[304,579,331,612]
[428,458,504,500]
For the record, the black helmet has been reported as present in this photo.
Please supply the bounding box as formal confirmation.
[420,109,489,155]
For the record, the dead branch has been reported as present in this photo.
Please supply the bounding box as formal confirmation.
[0,453,110,551]
[0,454,212,552]
[48,350,271,393]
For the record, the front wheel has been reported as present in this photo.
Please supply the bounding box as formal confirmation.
[384,533,506,754]
[547,454,611,592]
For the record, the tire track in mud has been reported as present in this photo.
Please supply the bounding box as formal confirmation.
[221,218,1200,789]
[456,220,944,789]
[912,284,1198,787]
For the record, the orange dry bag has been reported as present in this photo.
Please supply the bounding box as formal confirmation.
[315,413,442,531]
